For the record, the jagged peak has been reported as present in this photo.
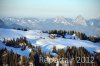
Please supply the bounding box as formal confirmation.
[75,15,87,26]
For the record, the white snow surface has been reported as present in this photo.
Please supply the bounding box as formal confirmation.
[0,28,100,57]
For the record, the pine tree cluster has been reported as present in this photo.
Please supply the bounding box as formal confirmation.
[3,37,33,50]
[0,46,100,66]
[43,30,100,42]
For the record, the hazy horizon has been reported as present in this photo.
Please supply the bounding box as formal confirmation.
[0,0,100,18]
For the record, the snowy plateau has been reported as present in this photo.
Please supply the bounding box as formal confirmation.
[0,28,100,57]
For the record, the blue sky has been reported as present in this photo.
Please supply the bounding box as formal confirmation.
[0,0,100,18]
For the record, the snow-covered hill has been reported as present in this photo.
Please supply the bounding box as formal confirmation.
[0,28,100,57]
[0,40,31,57]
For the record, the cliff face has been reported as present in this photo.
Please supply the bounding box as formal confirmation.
[75,15,87,26]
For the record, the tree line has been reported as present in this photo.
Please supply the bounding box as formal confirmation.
[3,37,33,51]
[13,28,28,31]
[1,36,100,66]
[0,46,100,66]
[0,36,100,66]
[43,30,100,42]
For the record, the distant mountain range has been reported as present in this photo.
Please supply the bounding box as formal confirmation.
[0,19,8,28]
[0,15,100,36]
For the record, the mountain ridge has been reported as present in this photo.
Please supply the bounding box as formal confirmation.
[0,16,100,36]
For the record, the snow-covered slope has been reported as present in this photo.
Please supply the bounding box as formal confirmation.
[0,28,48,40]
[36,38,100,53]
[0,28,100,57]
[0,40,31,57]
